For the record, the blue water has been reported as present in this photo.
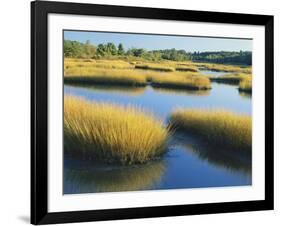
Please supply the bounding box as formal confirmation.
[64,83,251,120]
[198,69,231,76]
[64,76,252,194]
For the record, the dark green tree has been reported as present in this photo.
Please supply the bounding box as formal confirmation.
[105,43,117,55]
[118,43,125,55]
[97,44,106,56]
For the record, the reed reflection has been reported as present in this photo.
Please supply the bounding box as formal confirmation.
[64,159,166,194]
[171,133,252,177]
[65,84,146,96]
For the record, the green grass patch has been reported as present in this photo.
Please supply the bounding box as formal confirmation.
[64,96,169,164]
[169,109,252,152]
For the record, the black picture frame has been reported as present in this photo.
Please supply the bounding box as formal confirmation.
[31,0,274,224]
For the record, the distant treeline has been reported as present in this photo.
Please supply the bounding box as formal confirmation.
[64,40,252,65]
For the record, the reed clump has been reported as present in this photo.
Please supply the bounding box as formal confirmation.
[64,96,169,164]
[169,109,252,152]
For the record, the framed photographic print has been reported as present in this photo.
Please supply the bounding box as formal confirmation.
[31,0,274,224]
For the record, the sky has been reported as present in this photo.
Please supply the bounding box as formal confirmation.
[64,30,252,52]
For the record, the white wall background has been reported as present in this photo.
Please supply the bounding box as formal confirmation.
[0,0,279,225]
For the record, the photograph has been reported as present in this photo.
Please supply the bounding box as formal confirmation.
[30,1,274,224]
[63,30,253,194]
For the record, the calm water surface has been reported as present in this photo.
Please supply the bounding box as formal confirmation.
[64,70,252,194]
[198,68,231,77]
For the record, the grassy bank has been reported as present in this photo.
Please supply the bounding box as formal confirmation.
[64,68,147,86]
[175,65,198,72]
[169,109,252,151]
[210,73,251,85]
[135,63,175,72]
[65,58,254,91]
[239,76,252,93]
[64,96,169,164]
[197,63,252,73]
[151,73,211,90]
[65,58,197,73]
[64,58,212,90]
[65,58,134,70]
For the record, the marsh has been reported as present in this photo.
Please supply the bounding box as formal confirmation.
[64,69,252,194]
[63,31,252,194]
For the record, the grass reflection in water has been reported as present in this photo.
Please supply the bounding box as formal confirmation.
[152,87,211,96]
[64,160,166,193]
[239,90,252,99]
[171,133,251,177]
[65,84,146,96]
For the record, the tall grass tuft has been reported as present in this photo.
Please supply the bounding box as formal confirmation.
[64,96,169,164]
[169,109,252,152]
